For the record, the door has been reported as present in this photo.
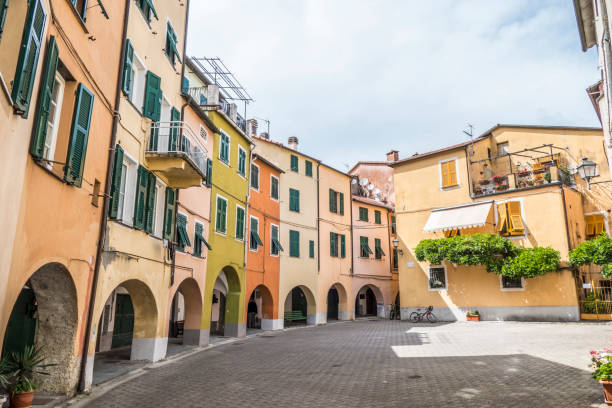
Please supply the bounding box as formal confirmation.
[327,288,339,320]
[2,288,37,357]
[292,288,307,317]
[366,288,376,316]
[111,294,134,348]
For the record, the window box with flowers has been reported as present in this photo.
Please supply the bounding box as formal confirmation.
[466,310,480,321]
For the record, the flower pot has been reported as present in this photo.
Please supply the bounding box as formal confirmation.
[601,381,612,405]
[10,391,34,408]
[466,315,480,321]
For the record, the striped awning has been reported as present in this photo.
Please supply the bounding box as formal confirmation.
[423,201,492,233]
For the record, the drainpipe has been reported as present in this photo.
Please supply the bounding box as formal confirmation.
[316,163,320,272]
[349,195,354,276]
[78,0,130,392]
[245,148,255,268]
[464,146,472,197]
[560,185,573,254]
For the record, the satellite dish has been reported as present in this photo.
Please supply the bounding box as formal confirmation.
[360,178,369,186]
[351,178,357,184]
[373,188,381,195]
[368,184,374,190]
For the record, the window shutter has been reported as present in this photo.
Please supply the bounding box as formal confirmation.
[182,76,189,94]
[330,232,336,257]
[0,0,9,40]
[289,230,300,257]
[236,207,244,240]
[339,193,344,215]
[594,214,605,236]
[295,189,300,212]
[169,106,180,151]
[340,234,346,258]
[12,0,46,117]
[143,71,161,120]
[216,198,227,233]
[291,155,298,172]
[586,215,595,236]
[448,160,457,186]
[133,165,148,230]
[64,83,94,186]
[122,39,134,97]
[206,158,212,187]
[507,201,524,232]
[30,35,59,158]
[329,189,335,213]
[375,210,381,224]
[163,188,176,240]
[496,203,507,233]
[144,171,156,233]
[109,144,124,219]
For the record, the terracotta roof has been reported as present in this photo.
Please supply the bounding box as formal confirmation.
[352,195,394,211]
[390,136,488,167]
[252,154,284,174]
[348,161,391,174]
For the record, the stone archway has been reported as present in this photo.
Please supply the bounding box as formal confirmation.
[210,266,243,338]
[283,285,317,326]
[169,278,203,346]
[2,263,78,394]
[246,284,275,330]
[355,284,385,318]
[327,282,349,321]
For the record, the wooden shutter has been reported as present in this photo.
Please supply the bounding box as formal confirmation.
[339,193,344,215]
[497,203,507,233]
[30,35,59,158]
[144,71,161,120]
[0,0,9,40]
[109,144,124,219]
[291,155,298,172]
[586,215,595,236]
[329,189,335,213]
[64,84,94,186]
[507,201,524,233]
[236,207,244,240]
[163,188,176,240]
[12,0,46,117]
[206,158,212,187]
[375,210,381,224]
[294,189,300,212]
[290,230,300,257]
[448,160,457,186]
[340,234,346,258]
[216,198,227,233]
[144,172,156,233]
[330,232,336,257]
[133,165,148,230]
[122,39,134,97]
[309,240,314,258]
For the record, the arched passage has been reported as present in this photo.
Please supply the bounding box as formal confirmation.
[2,263,78,394]
[92,279,160,386]
[246,285,275,331]
[355,284,385,318]
[327,283,349,321]
[169,278,203,346]
[283,285,317,326]
[210,266,243,338]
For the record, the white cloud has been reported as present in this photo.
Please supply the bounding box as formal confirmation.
[188,0,600,171]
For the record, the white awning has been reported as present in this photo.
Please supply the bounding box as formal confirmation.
[423,201,492,233]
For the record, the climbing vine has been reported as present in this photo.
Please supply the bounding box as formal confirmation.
[569,233,612,279]
[415,233,560,278]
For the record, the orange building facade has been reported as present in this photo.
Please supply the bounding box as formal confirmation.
[245,154,283,330]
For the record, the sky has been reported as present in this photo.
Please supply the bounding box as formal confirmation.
[187,0,600,171]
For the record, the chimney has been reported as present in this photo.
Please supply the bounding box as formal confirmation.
[247,119,258,138]
[260,132,269,140]
[288,136,298,150]
[386,150,399,162]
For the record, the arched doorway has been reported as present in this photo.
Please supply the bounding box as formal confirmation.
[326,282,349,321]
[246,285,274,331]
[93,279,159,386]
[327,288,339,321]
[210,266,243,338]
[355,284,384,318]
[169,278,203,349]
[283,285,316,326]
[2,263,78,394]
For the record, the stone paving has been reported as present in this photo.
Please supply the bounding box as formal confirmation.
[73,320,612,407]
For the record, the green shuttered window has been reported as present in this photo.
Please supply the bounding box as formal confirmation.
[375,238,385,259]
[216,196,227,233]
[138,0,158,23]
[329,189,336,213]
[122,39,134,97]
[163,188,176,241]
[165,22,181,65]
[194,222,211,256]
[169,107,180,151]
[144,71,161,120]
[70,0,87,20]
[219,133,229,163]
[289,230,300,257]
[271,176,279,200]
[176,213,191,251]
[330,232,337,257]
[30,35,58,158]
[145,172,156,233]
[109,144,124,219]
[12,0,46,117]
[238,148,246,176]
[290,155,298,172]
[133,165,148,230]
[340,234,346,258]
[305,160,312,177]
[250,163,259,189]
[64,83,94,187]
[289,188,300,212]
[235,206,244,240]
[271,225,282,255]
[391,215,396,234]
[309,240,315,258]
[375,210,381,224]
[393,248,398,269]
[0,0,9,40]
[360,236,372,258]
[359,207,368,222]
[205,158,213,187]
[339,193,344,215]
[250,217,263,250]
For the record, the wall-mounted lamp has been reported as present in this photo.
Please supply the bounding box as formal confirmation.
[392,237,403,255]
[577,157,598,189]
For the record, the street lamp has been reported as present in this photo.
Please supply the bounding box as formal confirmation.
[392,237,403,255]
[577,157,598,189]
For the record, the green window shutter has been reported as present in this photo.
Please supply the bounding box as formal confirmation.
[165,22,180,64]
[359,207,368,222]
[64,83,94,186]
[168,107,180,151]
[329,189,335,213]
[109,144,124,219]
[340,234,346,258]
[144,172,156,233]
[393,248,398,269]
[271,177,278,199]
[305,160,312,177]
[375,210,381,224]
[70,0,87,20]
[375,238,384,259]
[309,240,315,258]
[290,155,298,172]
[330,232,337,257]
[177,214,191,248]
[249,217,259,250]
[391,215,396,234]
[206,158,213,187]
[293,189,300,212]
[250,164,259,189]
[143,71,161,120]
[182,76,189,94]
[339,193,344,215]
[0,0,9,40]
[216,198,227,233]
[238,149,245,175]
[12,0,46,117]
[219,134,229,163]
[360,236,372,257]
[30,35,58,158]
[194,223,202,256]
[163,188,176,240]
[122,39,134,97]
[289,230,300,257]
[133,165,148,230]
[235,207,244,240]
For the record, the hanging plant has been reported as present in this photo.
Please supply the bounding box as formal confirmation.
[415,233,560,278]
[569,234,612,279]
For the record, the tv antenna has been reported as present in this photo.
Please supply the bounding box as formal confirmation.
[463,123,474,139]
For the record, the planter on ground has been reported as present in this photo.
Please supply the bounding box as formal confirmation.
[601,381,612,405]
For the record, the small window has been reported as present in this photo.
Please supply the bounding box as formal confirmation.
[193,221,211,257]
[137,0,158,24]
[219,132,230,164]
[70,0,87,21]
[270,175,279,200]
[235,206,245,240]
[176,213,191,252]
[199,125,207,141]
[359,236,372,258]
[130,53,147,111]
[250,163,259,190]
[586,214,606,240]
[271,224,283,256]
[289,230,300,257]
[374,210,381,225]
[330,232,338,257]
[391,215,396,234]
[359,207,368,222]
[309,240,315,258]
[501,276,523,289]
[440,159,458,188]
[41,72,66,169]
[289,188,300,212]
[238,146,246,176]
[215,195,228,233]
[497,142,509,156]
[305,160,313,177]
[165,21,181,66]
[290,155,298,172]
[428,266,447,290]
[497,201,524,237]
[393,249,398,269]
[250,216,263,251]
[374,238,385,260]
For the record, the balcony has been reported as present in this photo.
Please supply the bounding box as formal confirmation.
[145,121,208,188]
[473,163,573,197]
[186,87,247,133]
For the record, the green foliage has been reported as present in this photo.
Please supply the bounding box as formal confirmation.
[5,345,55,393]
[415,233,560,278]
[0,359,10,390]
[592,351,612,382]
[569,233,612,278]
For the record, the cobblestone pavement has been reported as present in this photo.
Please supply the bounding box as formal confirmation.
[79,320,612,408]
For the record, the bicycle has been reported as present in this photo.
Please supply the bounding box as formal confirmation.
[389,304,400,320]
[409,306,437,323]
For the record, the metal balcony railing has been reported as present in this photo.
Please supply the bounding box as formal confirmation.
[146,121,208,177]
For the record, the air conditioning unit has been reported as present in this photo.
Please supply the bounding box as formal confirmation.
[206,84,220,106]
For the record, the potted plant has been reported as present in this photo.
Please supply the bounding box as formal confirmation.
[6,346,54,408]
[535,178,545,185]
[495,184,509,192]
[592,349,612,405]
[479,179,491,186]
[466,310,480,321]
[0,359,10,408]
[518,181,526,188]
[492,176,506,185]
[544,172,552,183]
[527,180,535,186]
